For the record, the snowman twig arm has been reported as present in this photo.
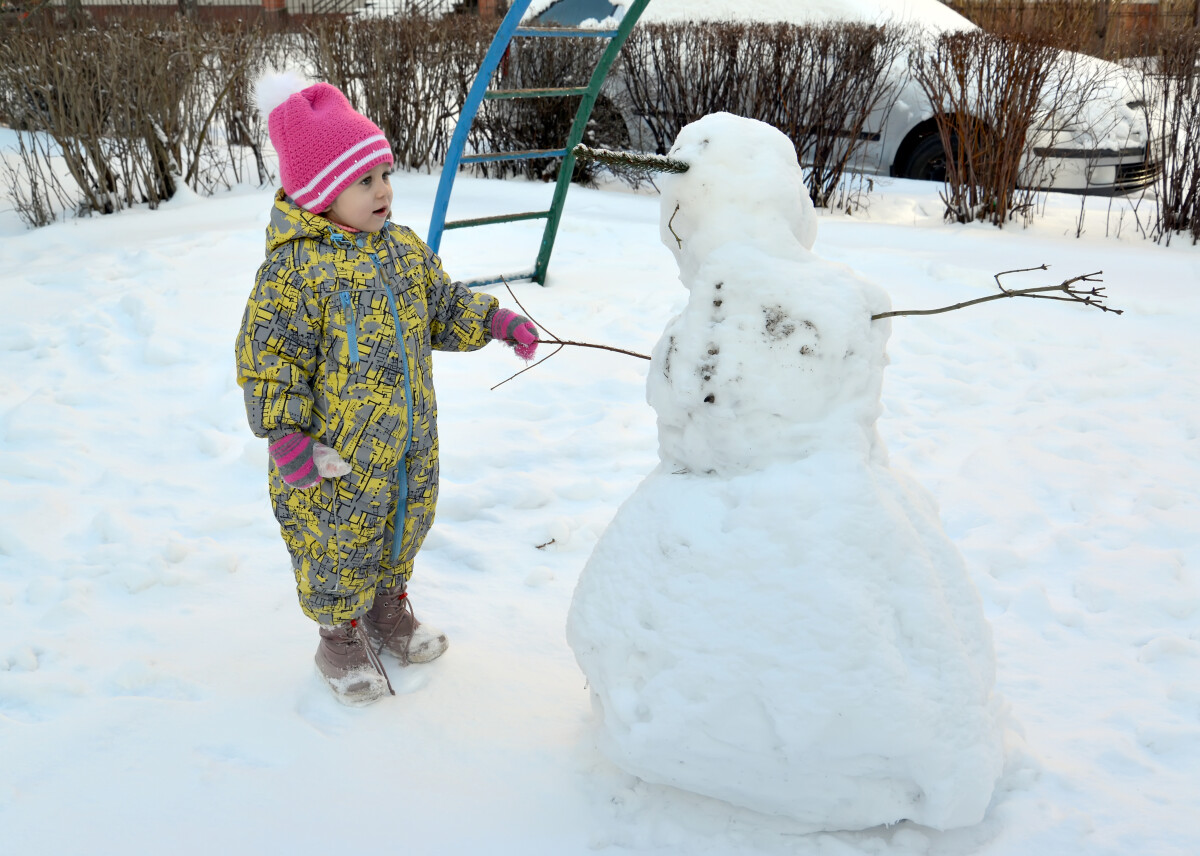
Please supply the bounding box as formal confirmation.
[871,268,1119,320]
[538,338,652,360]
[502,282,651,360]
[489,283,651,390]
[490,344,566,391]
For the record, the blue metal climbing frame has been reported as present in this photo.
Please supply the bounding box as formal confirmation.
[427,0,651,287]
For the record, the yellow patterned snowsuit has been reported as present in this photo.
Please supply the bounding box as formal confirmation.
[237,191,497,624]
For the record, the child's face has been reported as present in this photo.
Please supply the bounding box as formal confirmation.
[325,164,393,232]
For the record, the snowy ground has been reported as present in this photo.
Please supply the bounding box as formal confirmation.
[0,157,1197,854]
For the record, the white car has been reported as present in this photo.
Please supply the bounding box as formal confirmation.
[527,0,1157,194]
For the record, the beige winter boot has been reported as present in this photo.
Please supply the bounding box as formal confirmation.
[314,619,394,705]
[363,586,448,665]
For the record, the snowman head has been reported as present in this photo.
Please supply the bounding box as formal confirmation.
[659,113,817,282]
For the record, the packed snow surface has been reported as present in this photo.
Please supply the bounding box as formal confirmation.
[1,123,1198,854]
[567,115,1005,830]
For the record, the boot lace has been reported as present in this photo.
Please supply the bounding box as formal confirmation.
[373,591,415,666]
[350,618,395,696]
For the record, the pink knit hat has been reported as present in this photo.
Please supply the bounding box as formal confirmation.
[259,76,393,214]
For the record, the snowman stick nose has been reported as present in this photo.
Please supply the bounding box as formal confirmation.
[572,144,690,174]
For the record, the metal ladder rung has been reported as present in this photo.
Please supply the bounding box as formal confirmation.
[461,148,567,164]
[445,211,550,230]
[427,0,650,285]
[485,86,589,100]
[514,27,620,38]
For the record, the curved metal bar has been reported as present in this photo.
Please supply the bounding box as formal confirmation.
[533,0,652,284]
[427,0,536,252]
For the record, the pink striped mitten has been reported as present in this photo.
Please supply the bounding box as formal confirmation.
[490,309,539,361]
[269,432,320,489]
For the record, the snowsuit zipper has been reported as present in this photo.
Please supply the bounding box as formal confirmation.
[361,238,415,566]
[340,291,360,368]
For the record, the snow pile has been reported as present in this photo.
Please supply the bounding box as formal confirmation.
[567,113,1006,831]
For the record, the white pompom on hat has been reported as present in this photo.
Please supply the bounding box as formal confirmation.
[254,71,393,214]
[254,69,309,119]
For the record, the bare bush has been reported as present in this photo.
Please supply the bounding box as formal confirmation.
[752,22,908,209]
[301,14,492,171]
[618,21,905,208]
[0,130,75,229]
[0,15,270,225]
[0,12,498,227]
[911,30,1063,226]
[1129,28,1200,244]
[468,32,617,184]
[618,23,752,157]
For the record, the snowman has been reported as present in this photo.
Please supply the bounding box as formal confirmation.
[566,113,1005,831]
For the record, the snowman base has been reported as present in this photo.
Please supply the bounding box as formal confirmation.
[568,460,1004,832]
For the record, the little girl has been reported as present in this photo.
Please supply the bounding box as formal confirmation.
[236,75,538,705]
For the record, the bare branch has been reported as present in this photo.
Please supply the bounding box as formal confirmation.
[490,283,651,390]
[993,263,1049,291]
[873,267,1120,319]
[490,344,566,391]
[503,282,651,359]
[540,338,651,360]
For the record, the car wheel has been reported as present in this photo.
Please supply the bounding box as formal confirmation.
[902,132,950,182]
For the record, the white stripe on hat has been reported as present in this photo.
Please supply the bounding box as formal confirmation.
[293,134,390,204]
[298,144,393,212]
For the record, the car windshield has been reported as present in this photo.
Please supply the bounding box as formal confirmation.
[533,0,620,26]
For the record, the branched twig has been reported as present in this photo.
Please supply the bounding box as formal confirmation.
[490,282,651,390]
[491,344,565,391]
[538,338,651,360]
[872,266,1121,319]
[502,282,650,358]
[668,204,683,249]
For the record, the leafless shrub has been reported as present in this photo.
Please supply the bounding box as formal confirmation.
[0,130,74,229]
[618,21,905,208]
[300,14,492,171]
[618,23,751,157]
[0,15,271,225]
[466,32,623,185]
[911,30,1062,226]
[752,22,908,209]
[1128,27,1200,244]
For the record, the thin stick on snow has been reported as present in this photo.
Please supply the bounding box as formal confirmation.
[872,266,1120,319]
